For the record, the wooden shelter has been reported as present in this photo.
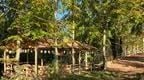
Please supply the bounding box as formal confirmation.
[0,38,96,76]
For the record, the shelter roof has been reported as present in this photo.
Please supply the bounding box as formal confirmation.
[0,38,96,51]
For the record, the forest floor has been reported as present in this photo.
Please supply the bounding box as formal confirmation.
[106,53,144,79]
[107,53,144,74]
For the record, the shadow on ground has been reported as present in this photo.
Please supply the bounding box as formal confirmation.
[48,71,144,80]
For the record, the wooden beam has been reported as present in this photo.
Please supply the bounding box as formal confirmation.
[0,58,16,62]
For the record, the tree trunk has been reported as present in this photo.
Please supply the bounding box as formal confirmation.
[124,45,126,56]
[143,38,144,53]
[132,45,134,55]
[54,0,59,74]
[110,39,117,59]
[110,35,123,59]
[128,46,130,56]
[102,29,107,70]
[72,18,75,72]
[133,45,136,55]
[136,44,139,54]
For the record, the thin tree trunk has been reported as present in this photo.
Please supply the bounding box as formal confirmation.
[133,45,136,55]
[143,38,144,53]
[124,45,127,56]
[102,29,107,70]
[54,0,59,74]
[132,45,134,55]
[126,45,128,56]
[72,18,75,72]
[128,45,131,55]
[136,44,138,54]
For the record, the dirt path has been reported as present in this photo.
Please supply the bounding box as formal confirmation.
[106,54,144,74]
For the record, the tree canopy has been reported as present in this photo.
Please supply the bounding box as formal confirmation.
[0,0,143,58]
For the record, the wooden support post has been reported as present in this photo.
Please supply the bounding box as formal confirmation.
[16,48,21,61]
[85,51,88,70]
[54,39,59,73]
[16,40,21,61]
[41,50,44,66]
[54,47,59,73]
[4,49,7,72]
[41,59,43,66]
[34,47,38,75]
[71,48,75,73]
[78,52,81,74]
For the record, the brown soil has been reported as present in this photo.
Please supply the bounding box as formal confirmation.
[106,54,144,74]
